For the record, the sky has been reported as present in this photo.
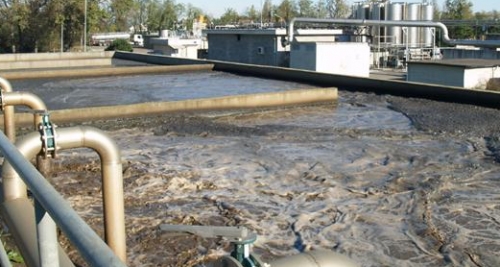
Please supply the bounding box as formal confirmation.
[179,0,493,18]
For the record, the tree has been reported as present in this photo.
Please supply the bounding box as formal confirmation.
[146,0,184,33]
[315,0,329,18]
[442,0,474,38]
[298,0,314,17]
[105,38,133,51]
[245,5,259,23]
[432,0,441,20]
[110,0,135,31]
[276,0,297,22]
[262,0,273,23]
[326,0,349,19]
[219,8,240,25]
[183,4,203,31]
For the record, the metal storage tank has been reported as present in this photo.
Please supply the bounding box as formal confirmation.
[371,2,386,45]
[421,3,434,47]
[388,2,404,45]
[407,3,420,47]
[355,3,370,43]
[357,3,370,20]
[350,3,361,19]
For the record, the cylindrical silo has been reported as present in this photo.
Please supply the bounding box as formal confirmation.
[407,3,420,47]
[371,2,386,44]
[388,2,404,45]
[355,3,370,42]
[357,3,370,19]
[350,3,360,19]
[421,3,434,47]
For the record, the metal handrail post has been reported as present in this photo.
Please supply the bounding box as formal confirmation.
[35,199,60,267]
[0,236,13,267]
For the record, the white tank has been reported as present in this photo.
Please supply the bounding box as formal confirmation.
[388,2,404,45]
[421,3,434,47]
[407,3,421,47]
[160,30,169,38]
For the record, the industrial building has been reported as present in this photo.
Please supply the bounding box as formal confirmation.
[407,59,500,89]
[202,0,500,88]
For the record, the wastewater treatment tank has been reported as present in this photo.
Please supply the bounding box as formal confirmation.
[7,70,500,267]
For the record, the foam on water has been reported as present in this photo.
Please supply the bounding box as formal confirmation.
[12,74,500,266]
[49,92,500,266]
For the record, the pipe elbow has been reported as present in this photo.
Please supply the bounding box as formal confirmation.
[0,77,13,93]
[65,126,121,165]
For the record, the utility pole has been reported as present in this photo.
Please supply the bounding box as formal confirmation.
[84,0,87,52]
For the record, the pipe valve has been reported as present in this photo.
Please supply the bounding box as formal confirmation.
[159,224,266,267]
[38,113,57,158]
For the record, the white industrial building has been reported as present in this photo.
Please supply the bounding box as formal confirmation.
[290,42,370,77]
[407,59,500,89]
[204,28,348,67]
[150,30,207,59]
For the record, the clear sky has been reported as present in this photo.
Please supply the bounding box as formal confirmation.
[179,0,493,18]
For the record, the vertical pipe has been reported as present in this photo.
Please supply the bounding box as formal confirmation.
[1,126,127,263]
[36,200,60,267]
[2,91,48,128]
[1,92,49,201]
[0,234,13,267]
[0,77,16,142]
[84,0,87,52]
[0,131,126,267]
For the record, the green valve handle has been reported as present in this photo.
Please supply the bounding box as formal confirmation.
[159,224,265,267]
[230,232,259,267]
[39,113,57,158]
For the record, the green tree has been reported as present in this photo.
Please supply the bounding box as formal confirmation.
[110,0,135,31]
[442,0,474,38]
[314,0,328,18]
[183,4,203,31]
[432,0,441,20]
[219,8,240,25]
[276,0,297,22]
[146,0,184,32]
[326,0,349,19]
[105,38,133,51]
[245,5,259,23]
[298,0,314,17]
[262,0,273,23]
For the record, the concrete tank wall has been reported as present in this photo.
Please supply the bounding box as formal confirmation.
[112,51,500,109]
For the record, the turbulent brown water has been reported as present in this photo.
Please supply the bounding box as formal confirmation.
[7,73,500,266]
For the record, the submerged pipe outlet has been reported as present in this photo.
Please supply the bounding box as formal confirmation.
[286,18,500,48]
[1,126,126,263]
[0,77,15,141]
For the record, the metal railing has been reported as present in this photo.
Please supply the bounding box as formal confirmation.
[0,130,126,267]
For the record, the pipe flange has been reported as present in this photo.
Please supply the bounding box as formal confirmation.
[38,113,57,158]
